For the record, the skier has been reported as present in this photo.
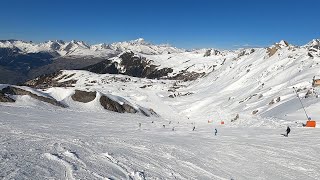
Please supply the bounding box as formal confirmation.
[192,126,195,131]
[215,128,217,136]
[286,126,291,137]
[139,123,141,128]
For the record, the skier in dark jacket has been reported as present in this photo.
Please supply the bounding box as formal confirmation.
[286,126,291,137]
[215,128,217,136]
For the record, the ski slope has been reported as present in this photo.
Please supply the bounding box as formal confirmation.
[0,104,319,180]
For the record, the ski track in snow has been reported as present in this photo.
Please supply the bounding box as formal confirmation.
[0,105,320,179]
[44,153,76,180]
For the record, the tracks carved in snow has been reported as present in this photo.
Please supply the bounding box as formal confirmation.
[44,153,76,180]
[101,152,146,180]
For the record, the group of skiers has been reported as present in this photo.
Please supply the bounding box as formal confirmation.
[139,121,219,135]
[139,122,292,137]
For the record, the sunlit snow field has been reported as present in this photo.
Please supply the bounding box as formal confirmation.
[1,104,319,180]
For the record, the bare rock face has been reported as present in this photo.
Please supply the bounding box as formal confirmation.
[203,49,211,57]
[84,51,173,79]
[140,108,158,117]
[71,90,96,103]
[100,95,137,114]
[0,92,15,102]
[269,97,281,105]
[82,60,120,74]
[24,71,77,89]
[1,86,66,107]
[238,49,255,58]
[267,40,289,57]
[83,51,205,81]
[170,71,205,81]
[99,94,158,117]
[231,114,239,122]
[204,49,221,57]
[252,110,259,115]
[267,46,278,57]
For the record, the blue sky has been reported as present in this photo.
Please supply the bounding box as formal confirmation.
[1,0,319,49]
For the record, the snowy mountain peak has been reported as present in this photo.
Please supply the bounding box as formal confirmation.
[110,39,184,55]
[45,40,65,44]
[305,39,320,49]
[69,40,90,48]
[131,38,146,44]
[276,40,289,47]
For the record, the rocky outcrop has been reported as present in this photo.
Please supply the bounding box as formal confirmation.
[266,40,289,57]
[99,94,158,117]
[231,114,239,122]
[170,71,205,81]
[238,49,255,58]
[1,86,66,107]
[71,90,96,103]
[252,110,259,115]
[83,51,206,81]
[24,71,77,89]
[0,92,15,102]
[83,60,120,74]
[100,95,138,114]
[269,97,281,105]
[84,51,173,79]
[1,86,157,117]
[140,108,158,117]
[203,49,221,57]
[267,46,278,57]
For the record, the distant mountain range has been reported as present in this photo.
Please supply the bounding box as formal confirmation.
[0,38,184,56]
[0,38,319,84]
[0,38,185,84]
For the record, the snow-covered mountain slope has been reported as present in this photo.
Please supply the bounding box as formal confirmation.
[23,70,179,119]
[0,83,158,117]
[2,38,320,122]
[83,51,214,81]
[21,39,320,126]
[171,42,320,126]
